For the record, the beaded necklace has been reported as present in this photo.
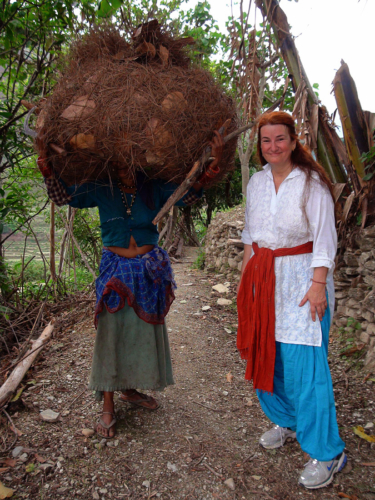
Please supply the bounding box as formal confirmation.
[118,182,137,216]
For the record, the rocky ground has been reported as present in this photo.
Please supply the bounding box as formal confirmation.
[0,248,374,500]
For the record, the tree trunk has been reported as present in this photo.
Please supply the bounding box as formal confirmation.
[206,205,213,227]
[175,236,184,259]
[225,174,233,207]
[182,207,200,247]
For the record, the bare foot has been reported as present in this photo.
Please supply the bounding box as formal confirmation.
[96,392,116,438]
[120,389,159,410]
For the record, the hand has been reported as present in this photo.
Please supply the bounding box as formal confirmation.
[37,156,53,178]
[299,282,327,322]
[196,131,225,186]
[208,130,224,170]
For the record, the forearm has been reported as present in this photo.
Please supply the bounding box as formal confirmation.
[300,266,329,322]
[312,266,328,284]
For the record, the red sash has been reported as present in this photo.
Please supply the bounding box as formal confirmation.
[237,241,313,393]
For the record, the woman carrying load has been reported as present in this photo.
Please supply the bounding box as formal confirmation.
[38,131,224,438]
[237,111,346,489]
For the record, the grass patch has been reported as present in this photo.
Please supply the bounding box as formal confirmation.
[191,250,205,270]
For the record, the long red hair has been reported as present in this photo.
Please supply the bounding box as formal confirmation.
[256,111,334,201]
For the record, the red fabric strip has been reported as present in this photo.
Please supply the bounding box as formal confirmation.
[237,241,313,393]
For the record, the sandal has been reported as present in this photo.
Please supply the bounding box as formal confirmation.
[120,390,160,410]
[95,412,117,438]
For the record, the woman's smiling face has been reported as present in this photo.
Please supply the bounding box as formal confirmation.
[260,124,296,167]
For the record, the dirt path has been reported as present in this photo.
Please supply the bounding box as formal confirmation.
[1,249,375,500]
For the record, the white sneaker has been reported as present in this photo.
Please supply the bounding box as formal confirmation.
[259,425,297,449]
[299,452,347,489]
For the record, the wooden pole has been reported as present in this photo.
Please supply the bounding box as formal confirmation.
[58,206,71,277]
[50,202,56,281]
[158,219,169,243]
[0,321,54,407]
[71,230,77,289]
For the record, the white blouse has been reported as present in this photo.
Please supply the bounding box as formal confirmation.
[241,164,337,347]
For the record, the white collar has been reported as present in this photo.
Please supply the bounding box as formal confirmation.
[263,163,302,181]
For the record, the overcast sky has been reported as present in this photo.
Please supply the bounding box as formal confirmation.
[185,0,375,117]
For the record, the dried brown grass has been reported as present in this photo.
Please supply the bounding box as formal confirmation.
[36,22,237,185]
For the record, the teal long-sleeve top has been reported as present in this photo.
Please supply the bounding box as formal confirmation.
[64,177,202,248]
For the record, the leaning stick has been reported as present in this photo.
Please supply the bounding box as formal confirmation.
[55,207,97,280]
[152,121,255,225]
[0,321,54,408]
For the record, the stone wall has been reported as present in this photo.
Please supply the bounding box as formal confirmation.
[204,207,375,371]
[205,206,245,278]
[333,226,375,371]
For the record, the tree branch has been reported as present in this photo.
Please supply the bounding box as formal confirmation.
[0,200,49,245]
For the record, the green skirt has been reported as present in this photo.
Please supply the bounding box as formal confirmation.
[88,303,175,401]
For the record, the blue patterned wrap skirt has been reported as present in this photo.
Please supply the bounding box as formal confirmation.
[94,246,176,327]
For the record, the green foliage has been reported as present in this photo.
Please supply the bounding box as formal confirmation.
[1,162,45,232]
[8,259,93,301]
[0,258,12,297]
[117,0,186,27]
[98,0,124,19]
[177,1,223,67]
[193,218,207,243]
[192,249,205,270]
[54,208,102,271]
[346,316,362,329]
[0,0,99,174]
[189,159,246,230]
[338,316,364,362]
[73,209,102,270]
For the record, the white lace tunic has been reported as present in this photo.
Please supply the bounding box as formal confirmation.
[241,164,337,347]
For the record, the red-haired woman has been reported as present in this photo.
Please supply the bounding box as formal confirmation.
[237,111,346,489]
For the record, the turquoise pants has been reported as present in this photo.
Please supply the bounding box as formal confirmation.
[257,306,345,461]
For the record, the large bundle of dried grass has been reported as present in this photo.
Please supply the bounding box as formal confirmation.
[35,21,237,186]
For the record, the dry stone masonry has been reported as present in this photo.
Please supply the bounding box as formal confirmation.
[334,226,375,371]
[205,206,245,276]
[204,207,375,371]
